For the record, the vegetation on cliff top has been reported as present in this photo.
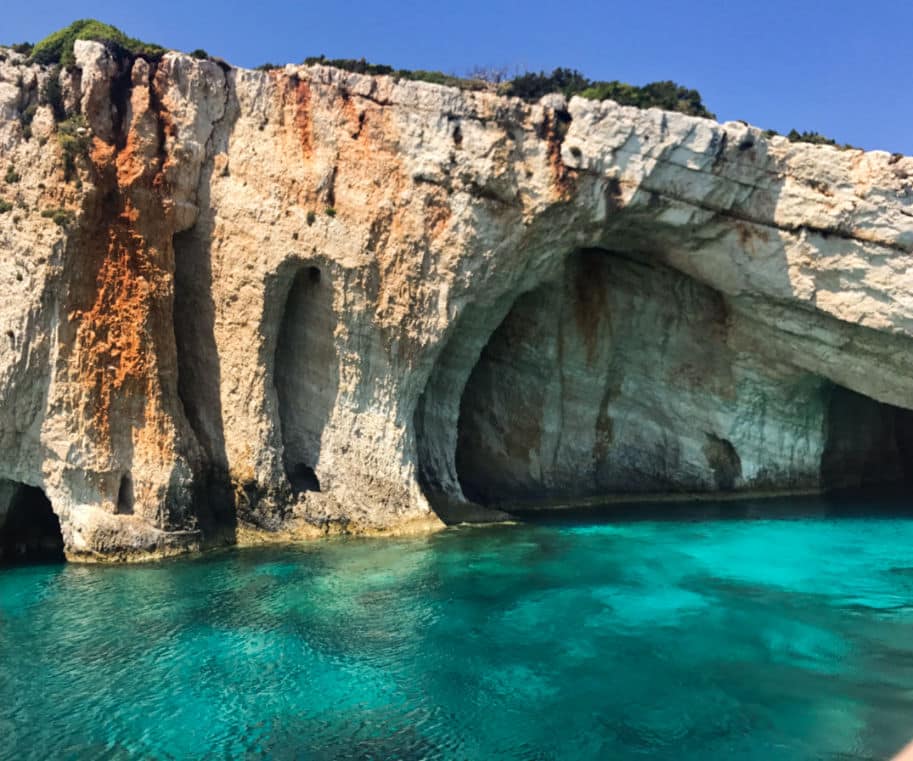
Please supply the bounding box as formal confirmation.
[301,55,489,92]
[29,19,165,67]
[300,57,715,119]
[6,21,855,148]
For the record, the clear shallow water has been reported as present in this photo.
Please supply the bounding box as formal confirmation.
[3,499,913,759]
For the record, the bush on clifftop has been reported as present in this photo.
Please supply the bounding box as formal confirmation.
[786,129,837,146]
[578,79,713,118]
[505,67,591,100]
[29,19,164,67]
[503,68,714,118]
[302,55,490,91]
[302,57,715,118]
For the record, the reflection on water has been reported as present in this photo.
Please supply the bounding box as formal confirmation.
[2,495,913,759]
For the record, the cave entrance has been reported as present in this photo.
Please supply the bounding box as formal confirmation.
[0,482,65,565]
[420,248,913,517]
[274,265,337,494]
[821,385,913,493]
[454,250,622,508]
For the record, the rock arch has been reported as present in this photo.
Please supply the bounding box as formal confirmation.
[416,249,913,520]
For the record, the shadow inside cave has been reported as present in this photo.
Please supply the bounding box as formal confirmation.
[415,248,913,522]
[0,482,64,565]
[173,223,237,542]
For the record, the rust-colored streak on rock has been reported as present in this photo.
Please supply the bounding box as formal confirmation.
[572,252,610,365]
[542,108,578,200]
[71,207,164,437]
[67,61,176,443]
[287,76,313,160]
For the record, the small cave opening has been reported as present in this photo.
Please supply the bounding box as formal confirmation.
[116,473,134,515]
[703,434,742,492]
[288,463,321,494]
[820,385,913,493]
[0,483,64,565]
[274,263,338,495]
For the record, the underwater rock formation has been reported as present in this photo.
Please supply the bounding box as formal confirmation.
[0,41,912,559]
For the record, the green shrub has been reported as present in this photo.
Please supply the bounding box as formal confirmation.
[40,66,66,121]
[476,67,715,118]
[786,129,835,146]
[306,210,316,225]
[785,129,859,151]
[11,42,33,55]
[301,57,713,117]
[57,114,91,180]
[578,79,714,118]
[0,200,12,214]
[30,19,164,67]
[256,62,281,71]
[507,67,590,100]
[4,165,20,184]
[396,69,487,90]
[303,55,394,76]
[19,102,37,139]
[324,207,336,217]
[301,55,487,91]
[190,49,209,60]
[41,207,73,226]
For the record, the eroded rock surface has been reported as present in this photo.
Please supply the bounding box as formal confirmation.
[1,41,912,559]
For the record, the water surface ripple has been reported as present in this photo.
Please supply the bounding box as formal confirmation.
[3,497,913,759]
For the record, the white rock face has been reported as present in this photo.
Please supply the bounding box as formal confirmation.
[0,42,912,559]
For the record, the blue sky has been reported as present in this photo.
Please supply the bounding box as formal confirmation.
[6,0,912,154]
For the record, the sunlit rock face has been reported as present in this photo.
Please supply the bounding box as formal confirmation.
[0,40,912,558]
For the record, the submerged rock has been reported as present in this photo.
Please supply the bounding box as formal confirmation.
[0,41,912,559]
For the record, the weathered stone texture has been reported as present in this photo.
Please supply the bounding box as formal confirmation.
[0,41,911,559]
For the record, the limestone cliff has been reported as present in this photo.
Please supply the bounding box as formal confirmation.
[0,41,912,560]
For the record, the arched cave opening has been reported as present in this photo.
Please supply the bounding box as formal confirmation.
[418,248,913,517]
[0,483,65,564]
[274,265,337,494]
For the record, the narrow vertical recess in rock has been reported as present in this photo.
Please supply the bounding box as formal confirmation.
[274,265,338,493]
[116,474,134,515]
[172,226,235,530]
[0,482,64,564]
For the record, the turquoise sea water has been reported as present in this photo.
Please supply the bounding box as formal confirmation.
[3,498,913,759]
